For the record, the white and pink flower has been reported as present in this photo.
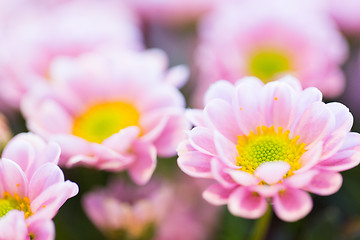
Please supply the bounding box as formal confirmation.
[83,177,218,240]
[22,49,189,185]
[0,0,142,110]
[178,76,360,221]
[0,133,78,239]
[194,0,348,107]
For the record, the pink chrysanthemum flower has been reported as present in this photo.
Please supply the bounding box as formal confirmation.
[326,0,360,36]
[178,76,360,222]
[83,177,218,240]
[193,0,348,106]
[0,133,78,239]
[0,0,142,111]
[22,49,189,185]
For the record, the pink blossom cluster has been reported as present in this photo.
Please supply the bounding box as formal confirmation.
[0,0,359,238]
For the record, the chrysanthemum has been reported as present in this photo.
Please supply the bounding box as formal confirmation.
[0,133,78,239]
[22,49,189,185]
[83,177,218,240]
[178,76,360,221]
[0,0,142,110]
[193,0,348,106]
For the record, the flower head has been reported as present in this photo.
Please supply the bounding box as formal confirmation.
[83,177,218,240]
[178,76,360,221]
[0,133,78,239]
[193,0,348,106]
[22,49,189,185]
[0,0,142,110]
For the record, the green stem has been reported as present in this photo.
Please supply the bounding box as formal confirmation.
[249,206,273,240]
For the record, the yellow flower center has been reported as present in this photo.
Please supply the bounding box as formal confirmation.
[248,49,293,83]
[236,126,306,175]
[72,101,141,144]
[0,192,32,219]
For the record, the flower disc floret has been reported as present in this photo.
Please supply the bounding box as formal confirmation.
[237,126,306,175]
[0,192,32,219]
[72,101,141,143]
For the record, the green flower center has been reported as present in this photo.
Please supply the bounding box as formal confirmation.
[236,126,306,175]
[0,192,32,219]
[72,101,141,144]
[248,50,293,83]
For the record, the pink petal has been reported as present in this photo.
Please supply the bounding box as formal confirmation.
[254,161,290,184]
[91,144,134,171]
[296,141,323,173]
[0,159,28,197]
[228,187,268,219]
[29,163,65,201]
[213,131,238,167]
[0,210,27,240]
[177,151,212,178]
[49,134,92,166]
[204,80,235,105]
[1,139,35,178]
[226,169,260,186]
[204,99,241,142]
[233,79,262,135]
[273,188,312,222]
[164,65,189,89]
[259,81,296,130]
[211,159,237,188]
[30,181,78,219]
[304,171,343,196]
[202,183,234,205]
[327,102,353,133]
[128,141,157,185]
[292,102,334,146]
[28,218,55,240]
[188,127,216,156]
[284,170,318,189]
[185,109,206,127]
[102,126,140,152]
[278,75,302,91]
[319,150,360,172]
[295,87,323,117]
[153,112,190,157]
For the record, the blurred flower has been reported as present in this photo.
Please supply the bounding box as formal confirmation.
[0,0,142,111]
[0,132,78,239]
[178,76,360,222]
[0,113,12,151]
[22,49,189,185]
[83,177,218,240]
[193,0,348,107]
[125,0,217,27]
[326,0,360,36]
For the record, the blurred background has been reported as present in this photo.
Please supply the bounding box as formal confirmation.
[0,0,360,239]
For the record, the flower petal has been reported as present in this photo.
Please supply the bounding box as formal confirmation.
[273,188,312,222]
[204,99,241,142]
[177,151,212,178]
[254,161,290,185]
[204,80,235,105]
[202,183,234,205]
[188,127,216,156]
[304,171,343,196]
[0,159,28,197]
[292,102,334,146]
[29,163,65,201]
[213,131,238,167]
[128,141,157,185]
[0,210,27,240]
[228,187,268,219]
